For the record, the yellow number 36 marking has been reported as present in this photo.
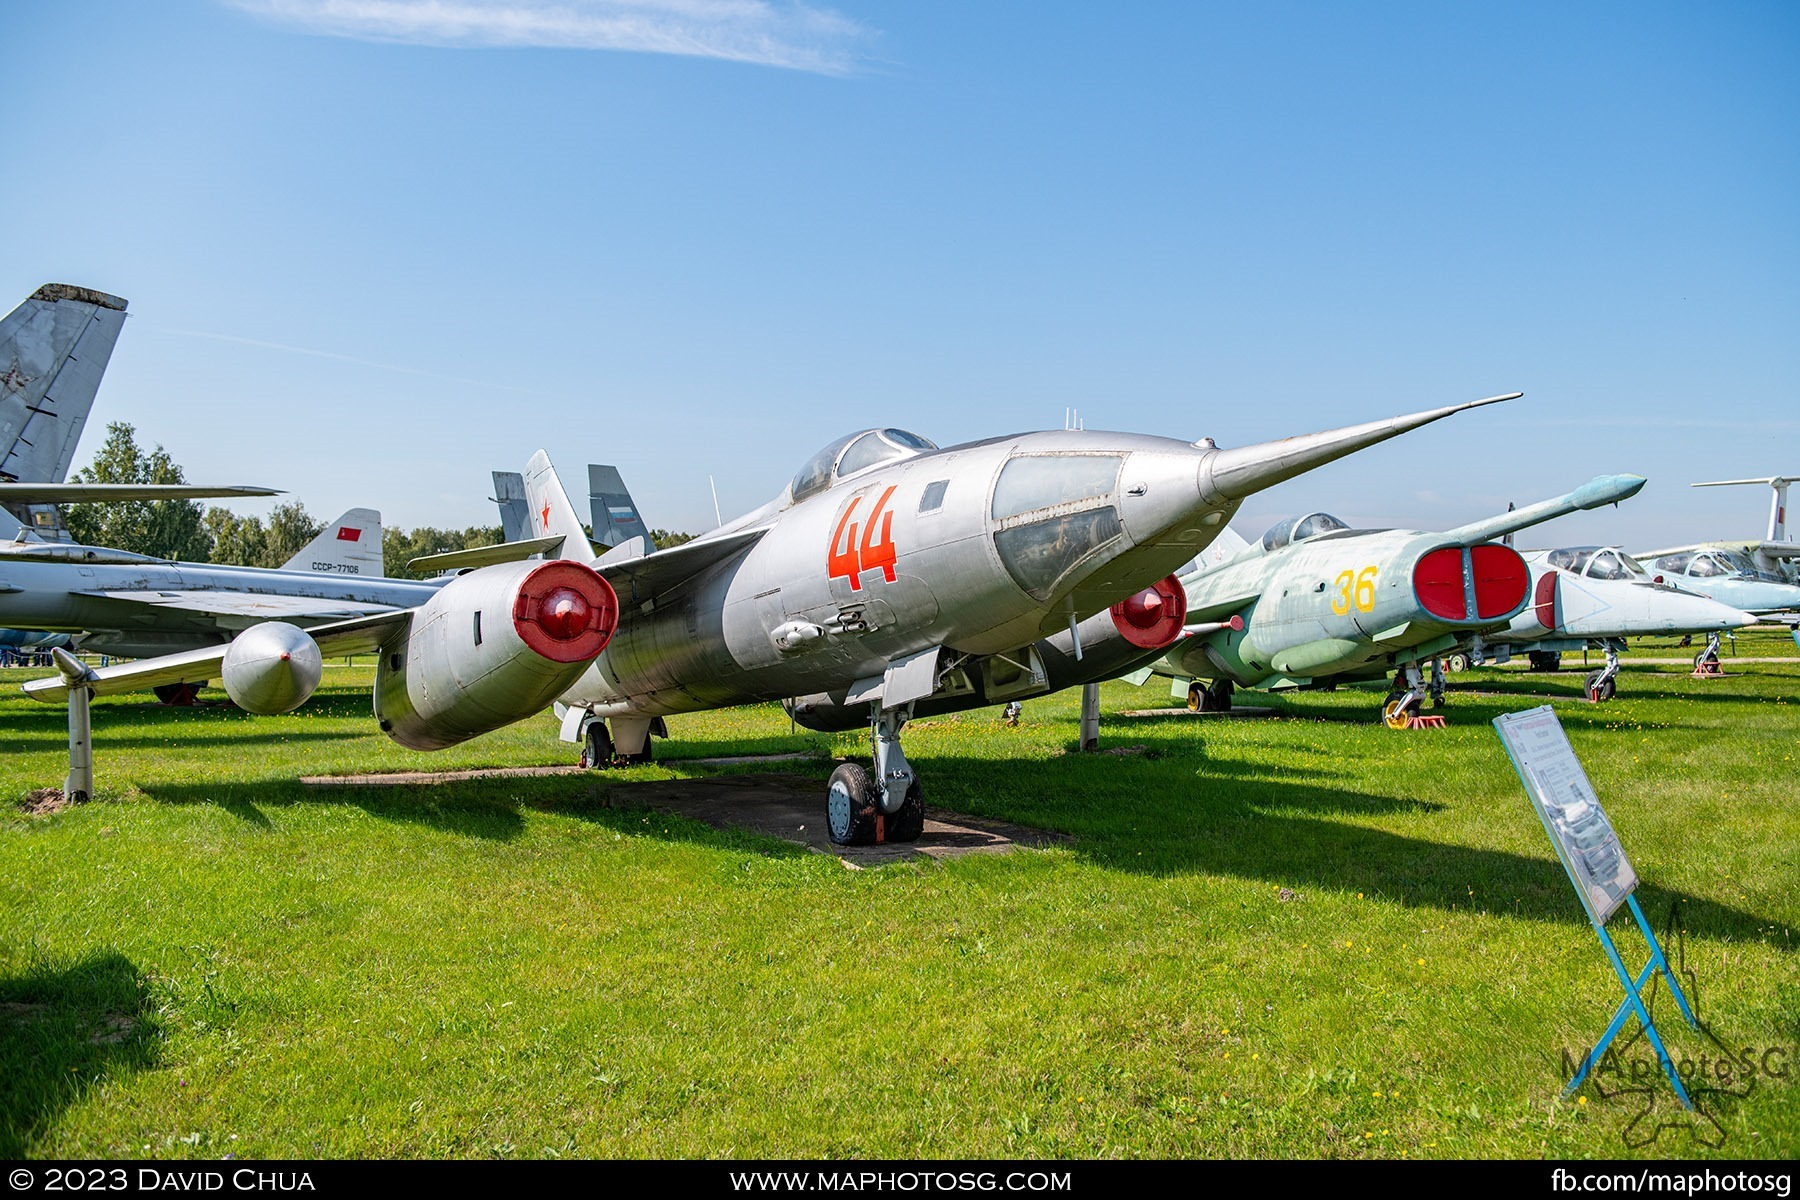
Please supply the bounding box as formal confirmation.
[1331,565,1379,615]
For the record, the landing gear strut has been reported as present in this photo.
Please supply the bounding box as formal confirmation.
[1693,631,1724,677]
[1383,664,1425,729]
[827,703,925,846]
[1585,643,1620,702]
[1427,657,1448,709]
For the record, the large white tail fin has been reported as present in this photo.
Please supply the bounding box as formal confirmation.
[280,507,385,576]
[522,451,597,563]
[0,285,128,485]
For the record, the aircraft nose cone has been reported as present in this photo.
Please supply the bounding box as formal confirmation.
[1116,446,1229,550]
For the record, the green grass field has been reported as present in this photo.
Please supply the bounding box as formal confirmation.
[2,631,1795,1160]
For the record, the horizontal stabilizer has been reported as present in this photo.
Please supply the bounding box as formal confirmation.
[23,609,411,703]
[1442,474,1645,546]
[409,534,565,573]
[0,483,282,503]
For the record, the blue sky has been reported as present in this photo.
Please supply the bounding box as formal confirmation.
[6,1,1796,550]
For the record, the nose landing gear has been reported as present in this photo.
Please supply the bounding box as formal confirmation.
[1585,642,1621,702]
[1383,664,1426,729]
[827,702,926,846]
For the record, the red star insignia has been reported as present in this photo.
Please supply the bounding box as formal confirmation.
[541,502,552,528]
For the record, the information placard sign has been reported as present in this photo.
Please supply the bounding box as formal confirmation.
[1493,705,1637,925]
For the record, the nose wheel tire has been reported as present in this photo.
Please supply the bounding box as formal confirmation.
[1382,694,1421,729]
[827,762,878,846]
[1585,671,1616,702]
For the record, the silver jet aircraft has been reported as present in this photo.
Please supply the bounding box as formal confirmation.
[27,394,1516,835]
[0,508,445,701]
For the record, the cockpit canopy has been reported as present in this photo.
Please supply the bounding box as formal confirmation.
[790,428,938,504]
[1261,512,1350,553]
[1647,548,1758,580]
[1545,546,1649,581]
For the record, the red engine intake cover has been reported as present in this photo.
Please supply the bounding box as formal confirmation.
[1534,567,1560,630]
[512,560,619,663]
[1413,544,1532,624]
[1109,575,1189,649]
[1413,547,1468,620]
[1470,543,1529,619]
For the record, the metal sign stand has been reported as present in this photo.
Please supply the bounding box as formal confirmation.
[1492,705,1701,1111]
[1561,893,1699,1109]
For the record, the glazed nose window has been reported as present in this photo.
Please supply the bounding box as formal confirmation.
[991,454,1122,520]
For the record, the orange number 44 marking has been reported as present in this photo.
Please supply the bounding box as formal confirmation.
[828,486,899,592]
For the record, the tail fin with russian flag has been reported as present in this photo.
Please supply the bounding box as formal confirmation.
[280,507,384,576]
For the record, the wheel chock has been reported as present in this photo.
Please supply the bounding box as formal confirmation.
[1406,714,1447,730]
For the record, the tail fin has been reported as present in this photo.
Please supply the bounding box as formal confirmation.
[587,464,649,549]
[280,507,384,576]
[492,470,530,543]
[1183,525,1251,577]
[522,451,597,563]
[1691,476,1798,542]
[0,285,129,485]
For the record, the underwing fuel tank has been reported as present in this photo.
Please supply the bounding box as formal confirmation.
[221,621,324,714]
[376,559,618,750]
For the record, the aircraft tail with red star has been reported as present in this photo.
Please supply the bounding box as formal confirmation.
[521,450,600,563]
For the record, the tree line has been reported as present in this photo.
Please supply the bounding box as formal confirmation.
[57,423,689,578]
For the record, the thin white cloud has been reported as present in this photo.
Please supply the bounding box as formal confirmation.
[224,0,871,74]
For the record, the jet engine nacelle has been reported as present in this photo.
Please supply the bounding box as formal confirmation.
[375,559,618,751]
[221,621,324,714]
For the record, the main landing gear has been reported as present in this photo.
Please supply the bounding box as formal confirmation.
[1585,643,1621,702]
[153,681,203,706]
[1186,678,1234,713]
[827,703,925,846]
[576,714,664,767]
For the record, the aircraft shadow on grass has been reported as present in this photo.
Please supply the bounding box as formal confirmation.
[912,748,1792,945]
[135,774,815,862]
[130,745,1791,947]
[0,951,161,1158]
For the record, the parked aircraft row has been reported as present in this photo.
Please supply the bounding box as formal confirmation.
[6,281,1797,846]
